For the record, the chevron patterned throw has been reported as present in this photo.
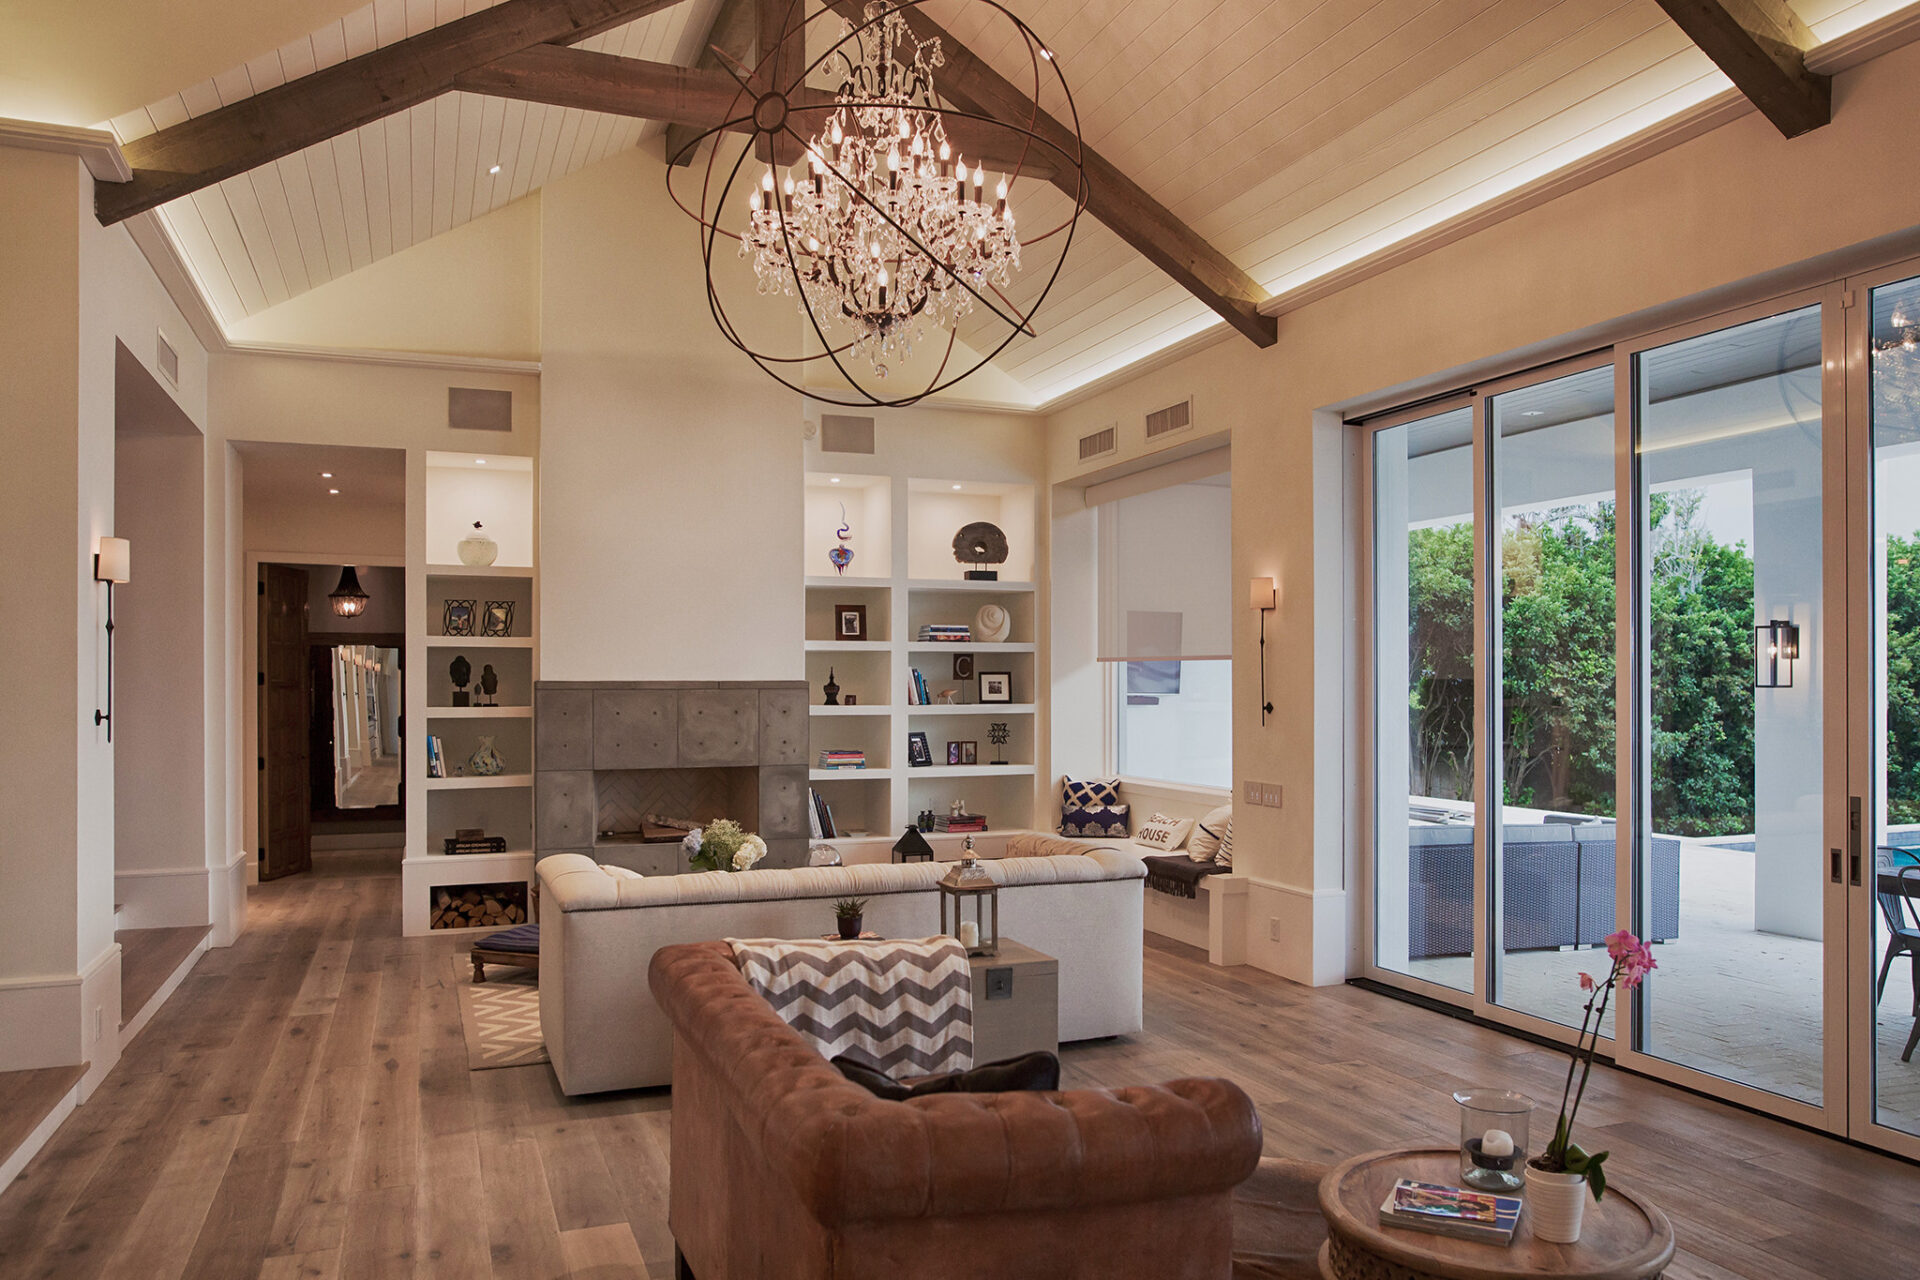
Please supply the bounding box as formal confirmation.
[728,937,974,1075]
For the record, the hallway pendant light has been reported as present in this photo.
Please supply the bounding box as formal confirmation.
[329,566,370,618]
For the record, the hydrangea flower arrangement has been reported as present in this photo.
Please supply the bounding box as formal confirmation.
[683,818,768,873]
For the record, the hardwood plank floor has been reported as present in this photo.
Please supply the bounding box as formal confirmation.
[3,859,1917,1278]
[0,1067,86,1175]
[117,925,212,1028]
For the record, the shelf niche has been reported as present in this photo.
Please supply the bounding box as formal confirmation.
[804,472,892,580]
[906,478,1035,583]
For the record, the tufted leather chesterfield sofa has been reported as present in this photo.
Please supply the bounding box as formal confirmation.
[649,940,1264,1280]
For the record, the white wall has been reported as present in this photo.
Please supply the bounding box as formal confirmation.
[538,144,805,681]
[1043,37,1920,984]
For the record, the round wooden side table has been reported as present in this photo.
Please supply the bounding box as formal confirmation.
[1317,1148,1674,1280]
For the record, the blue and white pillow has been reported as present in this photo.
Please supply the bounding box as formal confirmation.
[1061,804,1130,840]
[1061,776,1122,808]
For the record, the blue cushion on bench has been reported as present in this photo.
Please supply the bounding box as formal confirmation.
[476,923,540,954]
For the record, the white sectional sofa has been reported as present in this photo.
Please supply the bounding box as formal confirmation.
[534,846,1147,1095]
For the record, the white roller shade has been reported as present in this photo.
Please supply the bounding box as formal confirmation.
[1096,471,1231,661]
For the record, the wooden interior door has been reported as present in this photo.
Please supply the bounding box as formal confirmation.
[261,565,312,880]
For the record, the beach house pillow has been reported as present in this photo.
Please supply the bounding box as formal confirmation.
[1215,819,1234,869]
[1061,804,1130,839]
[1188,804,1234,862]
[1133,812,1195,854]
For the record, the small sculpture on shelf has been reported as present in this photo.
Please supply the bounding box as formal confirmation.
[829,503,855,576]
[479,664,500,707]
[449,654,472,707]
[952,521,1009,581]
[989,721,1010,766]
[975,603,1011,643]
[822,667,841,706]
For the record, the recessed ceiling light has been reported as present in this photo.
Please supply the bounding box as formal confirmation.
[489,164,501,175]
[320,471,333,478]
[951,483,962,490]
[829,476,841,483]
[475,458,487,465]
[328,488,340,495]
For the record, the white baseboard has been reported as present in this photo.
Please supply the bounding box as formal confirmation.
[113,866,212,930]
[120,934,208,1046]
[0,1076,80,1191]
[1238,878,1350,986]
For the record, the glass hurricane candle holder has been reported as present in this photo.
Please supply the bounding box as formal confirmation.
[1453,1089,1532,1193]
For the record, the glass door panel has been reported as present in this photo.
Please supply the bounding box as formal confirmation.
[1489,366,1618,1032]
[1373,406,1476,991]
[1634,302,1825,1105]
[1869,271,1920,1139]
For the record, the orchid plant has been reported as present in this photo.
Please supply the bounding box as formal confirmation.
[683,819,768,873]
[1532,929,1657,1201]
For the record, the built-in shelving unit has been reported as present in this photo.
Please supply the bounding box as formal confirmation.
[803,470,1043,847]
[404,451,539,936]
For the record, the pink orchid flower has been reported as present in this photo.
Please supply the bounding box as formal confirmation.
[1578,972,1596,991]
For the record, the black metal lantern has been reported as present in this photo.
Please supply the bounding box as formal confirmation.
[329,565,371,618]
[893,825,934,863]
[938,846,998,956]
[1754,618,1799,689]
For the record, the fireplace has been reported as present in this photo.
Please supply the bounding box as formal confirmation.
[533,680,810,875]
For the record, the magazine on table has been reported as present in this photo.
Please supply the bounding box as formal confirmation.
[1377,1179,1523,1245]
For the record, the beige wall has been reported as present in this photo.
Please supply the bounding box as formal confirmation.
[1044,36,1920,984]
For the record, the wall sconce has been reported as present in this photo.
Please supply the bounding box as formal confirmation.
[94,537,131,741]
[1250,577,1276,725]
[329,565,371,617]
[1754,618,1800,689]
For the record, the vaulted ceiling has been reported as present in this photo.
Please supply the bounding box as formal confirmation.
[4,0,1914,407]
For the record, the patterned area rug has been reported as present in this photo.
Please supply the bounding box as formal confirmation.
[452,954,548,1070]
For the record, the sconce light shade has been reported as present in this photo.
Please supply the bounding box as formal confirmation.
[1249,576,1276,611]
[95,536,131,584]
[329,565,371,618]
[1754,618,1800,689]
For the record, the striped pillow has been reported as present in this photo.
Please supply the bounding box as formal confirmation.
[1188,804,1234,862]
[1214,818,1233,869]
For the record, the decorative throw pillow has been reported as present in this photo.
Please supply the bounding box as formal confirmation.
[1133,811,1195,854]
[1214,818,1233,868]
[1061,804,1129,839]
[1188,804,1234,862]
[1061,776,1122,808]
[832,1049,1061,1100]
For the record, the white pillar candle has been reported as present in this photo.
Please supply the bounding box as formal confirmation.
[958,921,980,948]
[1481,1129,1514,1157]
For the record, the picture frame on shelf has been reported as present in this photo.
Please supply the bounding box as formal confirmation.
[947,741,962,766]
[442,599,476,636]
[960,741,978,765]
[978,671,1013,703]
[836,603,868,641]
[482,600,515,637]
[907,731,933,768]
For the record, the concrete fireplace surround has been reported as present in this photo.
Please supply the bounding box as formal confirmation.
[533,681,811,874]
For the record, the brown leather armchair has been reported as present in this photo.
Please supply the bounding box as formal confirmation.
[650,941,1264,1280]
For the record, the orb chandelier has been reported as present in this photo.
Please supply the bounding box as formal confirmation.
[669,0,1086,407]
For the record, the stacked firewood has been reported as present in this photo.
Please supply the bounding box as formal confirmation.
[431,887,525,930]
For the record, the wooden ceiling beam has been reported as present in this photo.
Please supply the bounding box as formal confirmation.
[664,0,759,166]
[94,0,688,225]
[1653,0,1830,137]
[756,0,808,163]
[826,0,1276,348]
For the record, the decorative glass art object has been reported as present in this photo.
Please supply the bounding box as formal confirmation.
[467,735,507,777]
[457,521,499,567]
[953,521,1008,580]
[829,503,855,576]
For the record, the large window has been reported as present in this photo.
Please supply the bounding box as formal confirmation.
[1097,463,1231,788]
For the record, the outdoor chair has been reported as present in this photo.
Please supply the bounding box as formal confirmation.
[1876,849,1920,1063]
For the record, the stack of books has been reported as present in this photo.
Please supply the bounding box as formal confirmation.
[917,625,972,643]
[1377,1179,1522,1246]
[816,749,867,770]
[808,788,838,839]
[933,813,987,833]
[444,833,507,855]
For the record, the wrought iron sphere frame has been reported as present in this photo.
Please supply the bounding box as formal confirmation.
[665,0,1088,408]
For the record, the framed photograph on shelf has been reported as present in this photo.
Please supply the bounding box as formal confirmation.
[442,599,476,636]
[960,741,978,765]
[978,671,1013,703]
[946,741,962,766]
[836,603,868,641]
[907,731,933,768]
[482,600,515,637]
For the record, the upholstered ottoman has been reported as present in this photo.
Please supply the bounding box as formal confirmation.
[471,922,540,982]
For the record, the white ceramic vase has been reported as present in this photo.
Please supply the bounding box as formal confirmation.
[457,522,499,567]
[1524,1164,1588,1243]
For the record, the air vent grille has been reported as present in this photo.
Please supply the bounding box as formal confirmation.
[448,387,513,432]
[1146,398,1192,439]
[1078,425,1118,462]
[155,330,179,385]
[821,414,876,454]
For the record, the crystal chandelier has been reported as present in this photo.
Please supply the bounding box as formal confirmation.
[740,4,1020,378]
[668,0,1085,407]
[1873,296,1920,428]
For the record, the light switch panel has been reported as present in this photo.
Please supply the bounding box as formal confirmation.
[1243,780,1261,806]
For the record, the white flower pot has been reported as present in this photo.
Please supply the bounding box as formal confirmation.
[1525,1164,1588,1243]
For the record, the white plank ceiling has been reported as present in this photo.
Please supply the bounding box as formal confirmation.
[109,0,1913,404]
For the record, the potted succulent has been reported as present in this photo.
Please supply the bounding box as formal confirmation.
[833,897,868,940]
[1526,929,1657,1242]
[682,819,768,873]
